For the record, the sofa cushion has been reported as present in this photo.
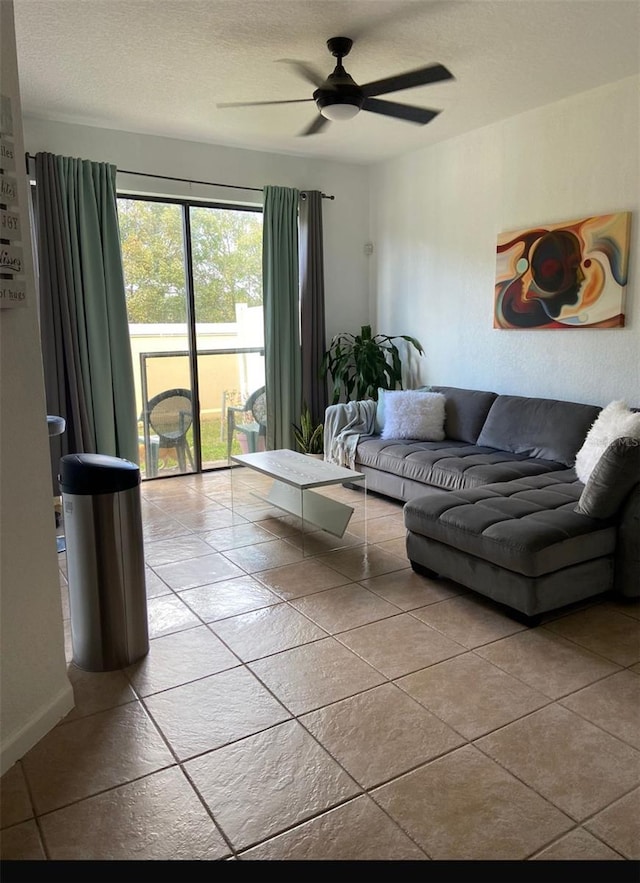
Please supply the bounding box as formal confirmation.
[575,436,640,518]
[355,438,567,492]
[381,390,446,440]
[429,386,498,443]
[403,474,616,577]
[574,401,640,483]
[476,395,601,467]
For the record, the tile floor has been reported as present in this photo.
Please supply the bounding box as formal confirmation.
[1,468,639,863]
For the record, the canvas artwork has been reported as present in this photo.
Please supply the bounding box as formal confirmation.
[494,212,631,329]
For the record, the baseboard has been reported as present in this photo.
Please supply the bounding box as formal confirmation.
[0,682,75,777]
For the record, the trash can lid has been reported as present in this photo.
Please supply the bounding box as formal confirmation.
[59,453,140,495]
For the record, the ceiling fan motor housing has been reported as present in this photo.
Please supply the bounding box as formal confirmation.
[314,49,364,119]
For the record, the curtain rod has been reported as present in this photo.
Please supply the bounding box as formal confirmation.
[24,154,334,200]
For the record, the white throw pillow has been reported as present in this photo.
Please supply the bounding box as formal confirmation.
[574,400,640,483]
[375,386,430,434]
[381,390,446,441]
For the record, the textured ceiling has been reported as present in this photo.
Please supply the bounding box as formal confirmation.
[12,0,640,164]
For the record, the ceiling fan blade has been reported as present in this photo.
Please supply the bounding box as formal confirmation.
[362,97,440,125]
[217,98,314,109]
[298,115,330,137]
[361,63,454,98]
[276,59,328,88]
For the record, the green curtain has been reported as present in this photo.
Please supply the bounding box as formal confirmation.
[262,185,301,451]
[36,153,138,467]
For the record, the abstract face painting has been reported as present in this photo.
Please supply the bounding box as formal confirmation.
[494,213,631,329]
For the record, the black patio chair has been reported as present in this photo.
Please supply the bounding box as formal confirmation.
[142,388,195,473]
[226,386,267,459]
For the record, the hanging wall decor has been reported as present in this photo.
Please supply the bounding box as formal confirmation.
[494,212,631,329]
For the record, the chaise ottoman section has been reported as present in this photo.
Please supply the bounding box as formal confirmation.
[404,472,617,622]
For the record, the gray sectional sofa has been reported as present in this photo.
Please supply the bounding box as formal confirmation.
[325,386,640,625]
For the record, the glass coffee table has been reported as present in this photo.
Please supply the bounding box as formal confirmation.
[229,449,367,551]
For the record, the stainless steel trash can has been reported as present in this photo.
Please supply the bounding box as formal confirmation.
[59,453,149,672]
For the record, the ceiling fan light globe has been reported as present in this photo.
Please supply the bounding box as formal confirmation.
[320,102,360,121]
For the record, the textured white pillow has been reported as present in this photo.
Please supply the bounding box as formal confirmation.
[575,401,640,483]
[375,386,430,434]
[381,390,446,440]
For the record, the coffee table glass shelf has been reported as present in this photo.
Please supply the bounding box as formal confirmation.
[229,449,366,548]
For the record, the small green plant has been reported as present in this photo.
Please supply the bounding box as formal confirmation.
[293,404,324,455]
[321,324,424,404]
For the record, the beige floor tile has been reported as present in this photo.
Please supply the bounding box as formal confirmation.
[374,537,409,558]
[532,827,624,860]
[318,545,409,581]
[359,569,461,610]
[178,576,281,621]
[544,605,640,666]
[291,583,401,634]
[607,599,640,621]
[39,767,229,860]
[476,627,622,699]
[59,583,70,620]
[373,744,572,860]
[201,522,279,551]
[410,594,526,648]
[560,670,640,749]
[337,613,466,679]
[144,667,290,759]
[143,516,192,543]
[221,539,304,573]
[477,704,640,820]
[398,652,549,739]
[584,787,640,860]
[21,704,175,815]
[143,533,216,566]
[239,795,428,860]
[254,558,351,600]
[125,626,239,696]
[0,820,46,860]
[210,602,327,660]
[144,566,172,598]
[146,594,203,638]
[0,763,33,829]
[153,552,245,591]
[241,511,303,533]
[349,514,406,543]
[63,664,137,720]
[249,637,385,715]
[185,720,360,851]
[174,508,245,532]
[300,683,464,788]
[283,527,364,556]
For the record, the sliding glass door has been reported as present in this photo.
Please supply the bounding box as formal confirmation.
[117,195,264,479]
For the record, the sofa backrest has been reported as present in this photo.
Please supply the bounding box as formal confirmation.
[429,386,498,444]
[476,395,601,466]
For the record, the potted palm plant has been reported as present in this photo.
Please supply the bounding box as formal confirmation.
[321,324,424,404]
[293,404,324,456]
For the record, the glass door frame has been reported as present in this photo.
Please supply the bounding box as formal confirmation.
[117,192,263,477]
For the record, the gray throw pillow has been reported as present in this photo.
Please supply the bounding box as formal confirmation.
[575,436,640,519]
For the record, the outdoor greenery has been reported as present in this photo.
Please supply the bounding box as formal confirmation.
[321,324,424,404]
[118,198,263,323]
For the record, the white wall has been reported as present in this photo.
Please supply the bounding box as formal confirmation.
[0,0,74,777]
[370,76,640,407]
[22,118,371,343]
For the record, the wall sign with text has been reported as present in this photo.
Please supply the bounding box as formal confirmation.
[0,93,27,309]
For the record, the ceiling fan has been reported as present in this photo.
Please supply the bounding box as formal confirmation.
[217,36,454,136]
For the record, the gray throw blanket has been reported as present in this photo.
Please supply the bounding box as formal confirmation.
[324,399,377,469]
